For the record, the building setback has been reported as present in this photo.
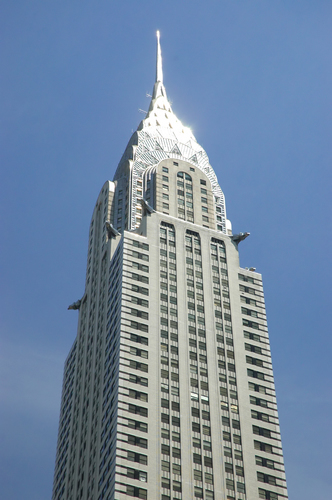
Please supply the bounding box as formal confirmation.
[52,33,288,500]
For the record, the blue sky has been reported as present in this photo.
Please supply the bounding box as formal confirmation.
[1,1,331,499]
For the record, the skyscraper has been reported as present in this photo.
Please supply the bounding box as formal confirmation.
[52,33,288,500]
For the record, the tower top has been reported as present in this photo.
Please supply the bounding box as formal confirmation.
[113,32,227,233]
[156,30,163,84]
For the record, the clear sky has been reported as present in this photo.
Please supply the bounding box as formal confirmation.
[1,1,331,499]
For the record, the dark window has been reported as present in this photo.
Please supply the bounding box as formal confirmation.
[127,451,147,465]
[128,404,148,417]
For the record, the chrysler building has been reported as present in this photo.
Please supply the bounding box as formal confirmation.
[52,32,288,500]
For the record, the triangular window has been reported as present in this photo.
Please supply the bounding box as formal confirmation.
[170,144,181,155]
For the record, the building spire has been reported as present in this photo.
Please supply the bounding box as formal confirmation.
[156,30,163,83]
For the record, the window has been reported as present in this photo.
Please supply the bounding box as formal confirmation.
[161,413,169,423]
[226,479,235,491]
[247,368,265,380]
[126,468,148,482]
[132,273,149,284]
[162,166,169,173]
[246,356,263,367]
[129,389,148,402]
[194,469,202,481]
[255,456,275,469]
[239,284,256,295]
[244,331,261,342]
[238,273,254,284]
[223,431,231,441]
[161,460,170,472]
[193,437,201,448]
[130,333,148,345]
[248,382,266,394]
[242,307,258,318]
[224,446,232,457]
[192,422,200,433]
[232,419,240,429]
[191,378,198,387]
[254,440,273,454]
[171,401,180,412]
[203,440,212,451]
[194,486,203,498]
[131,296,149,308]
[129,374,148,387]
[253,425,272,438]
[172,416,180,426]
[258,489,278,499]
[126,485,147,499]
[172,447,181,458]
[130,308,148,320]
[172,431,180,442]
[250,396,269,408]
[132,250,149,262]
[127,434,148,448]
[129,360,148,373]
[173,480,182,492]
[205,473,213,484]
[130,346,148,358]
[133,241,149,251]
[233,434,241,445]
[225,462,233,474]
[192,407,200,418]
[257,472,277,486]
[127,419,148,432]
[130,321,149,333]
[161,444,170,455]
[161,428,170,439]
[132,262,149,272]
[127,451,147,465]
[161,477,170,489]
[200,380,208,390]
[237,482,245,493]
[241,296,257,306]
[200,179,206,186]
[236,466,244,477]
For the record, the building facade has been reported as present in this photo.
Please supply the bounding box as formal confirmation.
[52,33,288,500]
